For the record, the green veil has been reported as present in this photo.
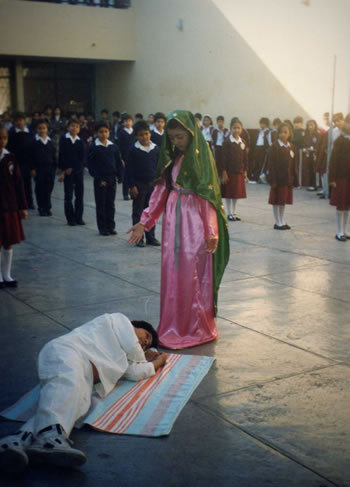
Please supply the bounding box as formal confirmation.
[155,110,230,315]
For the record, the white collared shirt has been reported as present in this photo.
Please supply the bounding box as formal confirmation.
[95,138,114,147]
[35,134,51,145]
[153,127,164,136]
[65,132,80,144]
[278,139,290,148]
[134,140,156,153]
[0,148,9,161]
[229,135,243,144]
[124,127,133,135]
[15,127,29,133]
[216,130,225,146]
[256,128,271,146]
[202,126,213,142]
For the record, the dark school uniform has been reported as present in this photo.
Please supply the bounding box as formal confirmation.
[267,140,299,205]
[87,139,122,234]
[59,133,86,224]
[329,134,350,210]
[212,128,229,176]
[118,127,135,199]
[8,128,35,208]
[150,129,164,148]
[221,136,248,199]
[302,132,320,187]
[31,136,57,214]
[252,128,271,181]
[316,130,329,176]
[0,149,27,247]
[125,141,160,243]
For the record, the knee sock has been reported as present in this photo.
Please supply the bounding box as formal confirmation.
[273,206,282,226]
[343,210,349,237]
[336,210,343,236]
[0,251,3,283]
[278,206,286,226]
[225,199,233,215]
[232,199,237,215]
[1,248,14,282]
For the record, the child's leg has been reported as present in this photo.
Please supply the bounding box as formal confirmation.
[94,179,107,233]
[64,174,76,224]
[105,177,117,232]
[343,210,349,237]
[1,246,16,284]
[225,198,233,216]
[336,209,343,236]
[74,170,84,224]
[278,205,286,226]
[273,205,282,226]
[232,199,237,216]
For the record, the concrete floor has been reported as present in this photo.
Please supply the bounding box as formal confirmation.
[0,175,349,487]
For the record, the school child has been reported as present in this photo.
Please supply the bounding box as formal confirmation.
[126,120,161,247]
[212,116,229,175]
[252,117,271,182]
[78,113,92,150]
[147,113,155,131]
[329,114,350,241]
[0,127,28,289]
[151,112,166,147]
[230,117,251,151]
[332,113,345,144]
[87,122,122,236]
[267,123,299,230]
[302,120,320,190]
[31,120,57,217]
[201,115,214,152]
[8,112,35,209]
[50,106,66,152]
[271,118,282,143]
[221,119,248,221]
[194,113,203,129]
[135,113,143,122]
[118,113,135,200]
[58,119,86,226]
[112,111,121,142]
[29,112,40,135]
[100,109,111,129]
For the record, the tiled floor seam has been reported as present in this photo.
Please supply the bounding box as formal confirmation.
[217,315,341,363]
[193,402,341,487]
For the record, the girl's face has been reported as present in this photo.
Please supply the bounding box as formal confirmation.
[0,129,8,150]
[307,121,316,133]
[167,127,191,153]
[97,127,110,142]
[124,118,133,129]
[217,119,224,129]
[279,126,290,143]
[136,129,151,147]
[68,122,80,137]
[37,123,48,139]
[231,122,242,138]
[203,116,211,128]
[155,118,165,132]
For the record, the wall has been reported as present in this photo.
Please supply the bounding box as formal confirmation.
[0,0,135,61]
[96,0,310,127]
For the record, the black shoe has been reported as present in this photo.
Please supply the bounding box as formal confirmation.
[4,280,18,288]
[318,194,326,199]
[39,210,48,217]
[67,221,76,226]
[123,196,130,201]
[335,234,347,242]
[146,238,161,246]
[100,231,109,236]
[345,235,350,240]
[76,220,86,225]
[274,224,285,230]
[283,224,291,230]
[227,214,234,221]
[233,215,241,221]
[47,210,52,216]
[109,229,117,235]
[0,282,5,289]
[137,240,145,247]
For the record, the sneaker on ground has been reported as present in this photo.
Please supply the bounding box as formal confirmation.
[0,430,33,473]
[27,424,87,468]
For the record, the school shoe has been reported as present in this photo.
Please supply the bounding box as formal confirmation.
[318,194,326,199]
[316,191,324,196]
[345,234,350,240]
[47,210,52,216]
[67,220,76,226]
[0,282,5,289]
[4,279,18,288]
[273,224,285,230]
[137,240,146,247]
[335,234,347,242]
[146,238,161,246]
[282,224,291,230]
[233,215,241,221]
[109,229,117,235]
[76,220,86,225]
[227,214,234,221]
[0,430,33,473]
[27,424,86,468]
[99,231,109,236]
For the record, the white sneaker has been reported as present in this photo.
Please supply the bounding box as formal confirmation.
[27,424,87,468]
[0,430,33,472]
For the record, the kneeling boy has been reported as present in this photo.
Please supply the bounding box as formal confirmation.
[0,313,166,472]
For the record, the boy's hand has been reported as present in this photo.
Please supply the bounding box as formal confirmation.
[130,186,139,198]
[244,171,249,182]
[100,180,107,187]
[66,168,73,176]
[20,210,28,220]
[127,222,145,244]
[58,172,65,182]
[153,353,168,370]
[221,170,229,184]
[31,169,36,177]
[145,350,162,362]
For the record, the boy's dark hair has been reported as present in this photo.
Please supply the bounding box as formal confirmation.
[154,112,166,122]
[95,121,110,131]
[131,320,158,348]
[259,117,270,127]
[101,108,109,114]
[273,118,282,126]
[194,113,202,120]
[293,116,303,124]
[135,113,143,119]
[133,120,150,135]
[13,112,26,121]
[122,113,133,122]
[36,119,49,128]
[216,115,224,122]
[333,112,344,122]
[67,118,80,127]
[112,111,121,118]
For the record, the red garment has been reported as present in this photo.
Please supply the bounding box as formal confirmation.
[329,135,350,210]
[268,186,293,205]
[301,131,320,186]
[221,137,248,199]
[330,179,350,210]
[266,141,299,187]
[221,173,246,199]
[315,130,328,174]
[0,212,25,247]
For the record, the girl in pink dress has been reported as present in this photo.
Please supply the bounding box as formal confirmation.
[128,111,229,349]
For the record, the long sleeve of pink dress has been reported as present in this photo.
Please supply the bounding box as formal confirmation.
[140,157,219,349]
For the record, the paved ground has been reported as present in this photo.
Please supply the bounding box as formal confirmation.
[1,174,349,487]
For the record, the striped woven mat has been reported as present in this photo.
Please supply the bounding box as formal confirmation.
[1,354,215,437]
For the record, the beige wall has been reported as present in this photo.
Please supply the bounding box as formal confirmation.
[96,0,309,128]
[0,0,135,61]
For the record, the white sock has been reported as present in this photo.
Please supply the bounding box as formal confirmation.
[343,210,349,237]
[1,248,14,281]
[278,205,286,226]
[336,210,343,236]
[0,251,3,283]
[232,199,237,215]
[273,206,281,226]
[225,198,233,215]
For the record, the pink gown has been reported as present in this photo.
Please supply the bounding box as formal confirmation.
[141,156,219,349]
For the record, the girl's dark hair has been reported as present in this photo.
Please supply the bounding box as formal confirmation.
[133,120,150,135]
[161,119,192,191]
[273,118,282,127]
[230,118,242,129]
[36,118,49,128]
[154,112,166,122]
[305,119,318,134]
[216,115,224,122]
[95,121,110,131]
[68,118,80,127]
[278,122,292,136]
[259,117,270,127]
[131,320,158,348]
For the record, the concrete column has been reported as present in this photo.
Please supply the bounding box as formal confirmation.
[15,58,25,112]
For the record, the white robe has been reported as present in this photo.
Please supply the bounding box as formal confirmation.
[23,313,155,436]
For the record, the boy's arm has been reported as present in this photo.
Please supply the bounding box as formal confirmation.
[87,145,97,178]
[58,137,66,170]
[124,353,168,381]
